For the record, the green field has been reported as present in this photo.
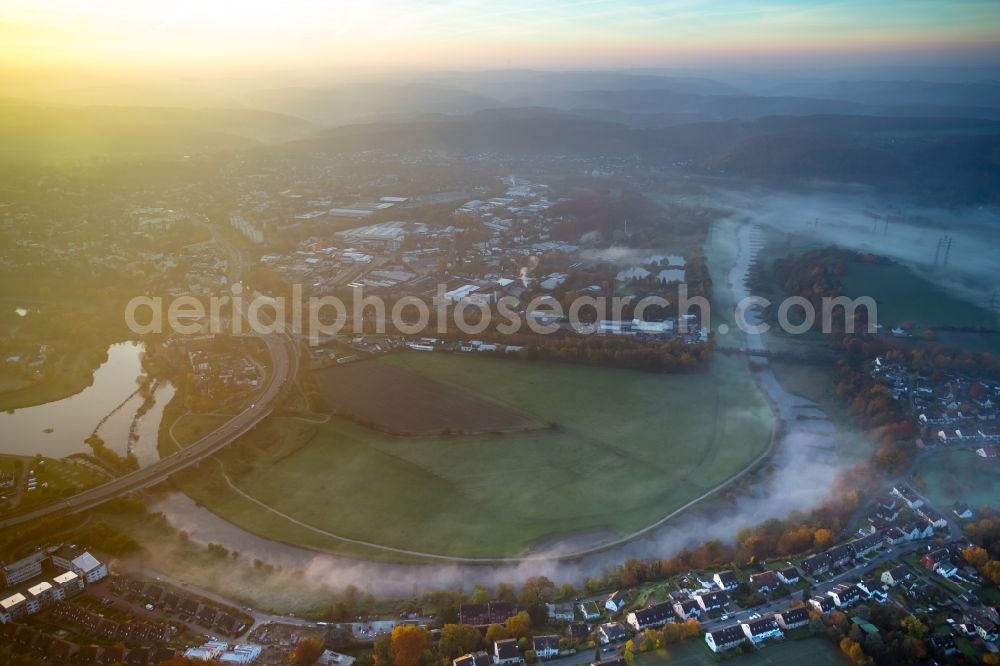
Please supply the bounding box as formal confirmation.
[0,347,111,411]
[841,258,997,331]
[170,352,773,560]
[914,449,1000,512]
[638,637,845,665]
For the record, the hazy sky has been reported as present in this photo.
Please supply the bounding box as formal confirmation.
[3,0,1000,73]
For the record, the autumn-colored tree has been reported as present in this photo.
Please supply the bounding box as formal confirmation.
[505,611,532,639]
[391,625,429,666]
[291,637,325,665]
[373,635,392,666]
[901,616,928,639]
[439,624,481,659]
[963,545,988,568]
[520,576,557,605]
[813,528,836,550]
[839,637,866,666]
[485,624,510,646]
[623,640,635,666]
[777,525,815,555]
[982,560,1000,585]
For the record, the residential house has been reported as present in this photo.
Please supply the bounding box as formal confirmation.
[489,602,514,625]
[605,592,626,614]
[873,503,899,523]
[884,527,909,546]
[774,608,809,631]
[966,608,999,642]
[741,618,783,645]
[828,583,861,609]
[904,522,935,540]
[598,622,627,645]
[952,503,973,519]
[626,602,674,631]
[750,571,780,595]
[459,604,489,627]
[881,565,911,587]
[712,571,739,591]
[591,658,626,666]
[494,639,521,665]
[453,652,492,666]
[704,625,746,653]
[827,545,853,568]
[917,507,948,530]
[810,597,836,614]
[900,579,927,598]
[801,553,832,577]
[929,634,958,657]
[578,601,601,622]
[547,604,575,623]
[693,590,730,613]
[776,567,800,585]
[566,623,590,640]
[848,533,883,559]
[855,579,886,603]
[891,485,924,509]
[672,599,701,622]
[532,635,560,660]
[922,549,959,578]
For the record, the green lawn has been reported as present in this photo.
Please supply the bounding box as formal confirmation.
[0,347,111,411]
[914,449,1000,513]
[841,258,997,331]
[638,636,845,665]
[172,352,773,560]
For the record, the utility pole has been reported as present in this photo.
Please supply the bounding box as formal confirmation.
[933,237,943,266]
[942,236,953,267]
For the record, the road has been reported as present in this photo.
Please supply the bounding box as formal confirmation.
[0,226,300,530]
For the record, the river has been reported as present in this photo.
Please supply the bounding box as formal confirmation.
[0,341,172,464]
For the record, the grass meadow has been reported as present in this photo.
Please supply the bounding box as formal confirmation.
[166,352,773,560]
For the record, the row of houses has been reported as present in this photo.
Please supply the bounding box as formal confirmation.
[0,622,177,666]
[624,589,732,633]
[454,633,563,666]
[51,600,172,645]
[705,607,810,653]
[800,532,885,578]
[707,571,908,656]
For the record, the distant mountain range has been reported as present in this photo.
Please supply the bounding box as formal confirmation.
[2,71,1000,203]
[0,99,315,162]
[298,109,1000,204]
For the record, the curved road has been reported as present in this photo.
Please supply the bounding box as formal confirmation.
[0,226,300,530]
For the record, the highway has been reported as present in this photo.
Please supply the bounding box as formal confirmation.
[0,226,300,530]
